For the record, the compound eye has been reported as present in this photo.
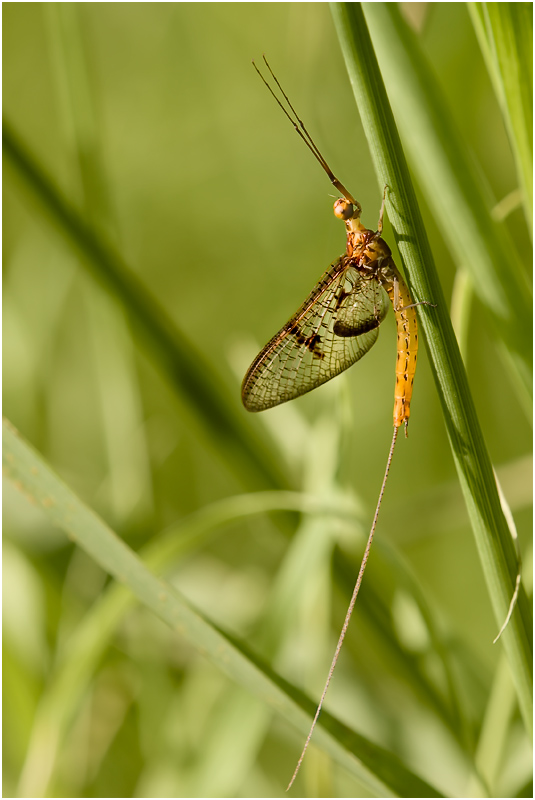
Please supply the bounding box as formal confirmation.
[333,198,354,220]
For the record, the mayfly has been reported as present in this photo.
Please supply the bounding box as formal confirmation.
[242,57,423,790]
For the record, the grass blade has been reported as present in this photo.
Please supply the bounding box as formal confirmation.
[2,121,286,492]
[469,2,533,225]
[362,3,532,406]
[330,1,532,736]
[3,418,443,798]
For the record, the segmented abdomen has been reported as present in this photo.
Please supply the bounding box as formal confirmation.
[379,258,418,428]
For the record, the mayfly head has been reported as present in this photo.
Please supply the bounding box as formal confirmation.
[333,197,361,221]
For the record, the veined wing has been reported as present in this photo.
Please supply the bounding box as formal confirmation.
[242,257,390,412]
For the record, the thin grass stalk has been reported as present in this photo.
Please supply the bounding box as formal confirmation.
[468,2,533,226]
[364,3,531,406]
[330,1,532,736]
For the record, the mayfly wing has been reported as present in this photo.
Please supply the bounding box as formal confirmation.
[241,259,389,412]
[333,272,390,337]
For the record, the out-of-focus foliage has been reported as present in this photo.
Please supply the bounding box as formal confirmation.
[3,3,531,798]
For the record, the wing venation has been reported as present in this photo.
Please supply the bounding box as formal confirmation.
[242,258,390,412]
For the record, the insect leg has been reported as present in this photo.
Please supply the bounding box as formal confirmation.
[376,185,388,235]
[393,273,400,311]
[402,299,438,311]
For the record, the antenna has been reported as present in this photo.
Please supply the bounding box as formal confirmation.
[253,56,360,210]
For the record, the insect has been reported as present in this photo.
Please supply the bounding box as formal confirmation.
[241,58,426,790]
[242,64,418,431]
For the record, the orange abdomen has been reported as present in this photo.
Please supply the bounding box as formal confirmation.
[380,260,418,428]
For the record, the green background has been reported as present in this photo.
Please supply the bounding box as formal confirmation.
[3,3,531,797]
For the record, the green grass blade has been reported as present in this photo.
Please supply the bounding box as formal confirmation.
[3,418,443,798]
[14,480,473,796]
[469,2,533,225]
[2,121,285,492]
[44,3,115,228]
[330,1,532,736]
[472,653,519,793]
[362,3,532,407]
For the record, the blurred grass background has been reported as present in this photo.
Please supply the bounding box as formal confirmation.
[3,3,532,798]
